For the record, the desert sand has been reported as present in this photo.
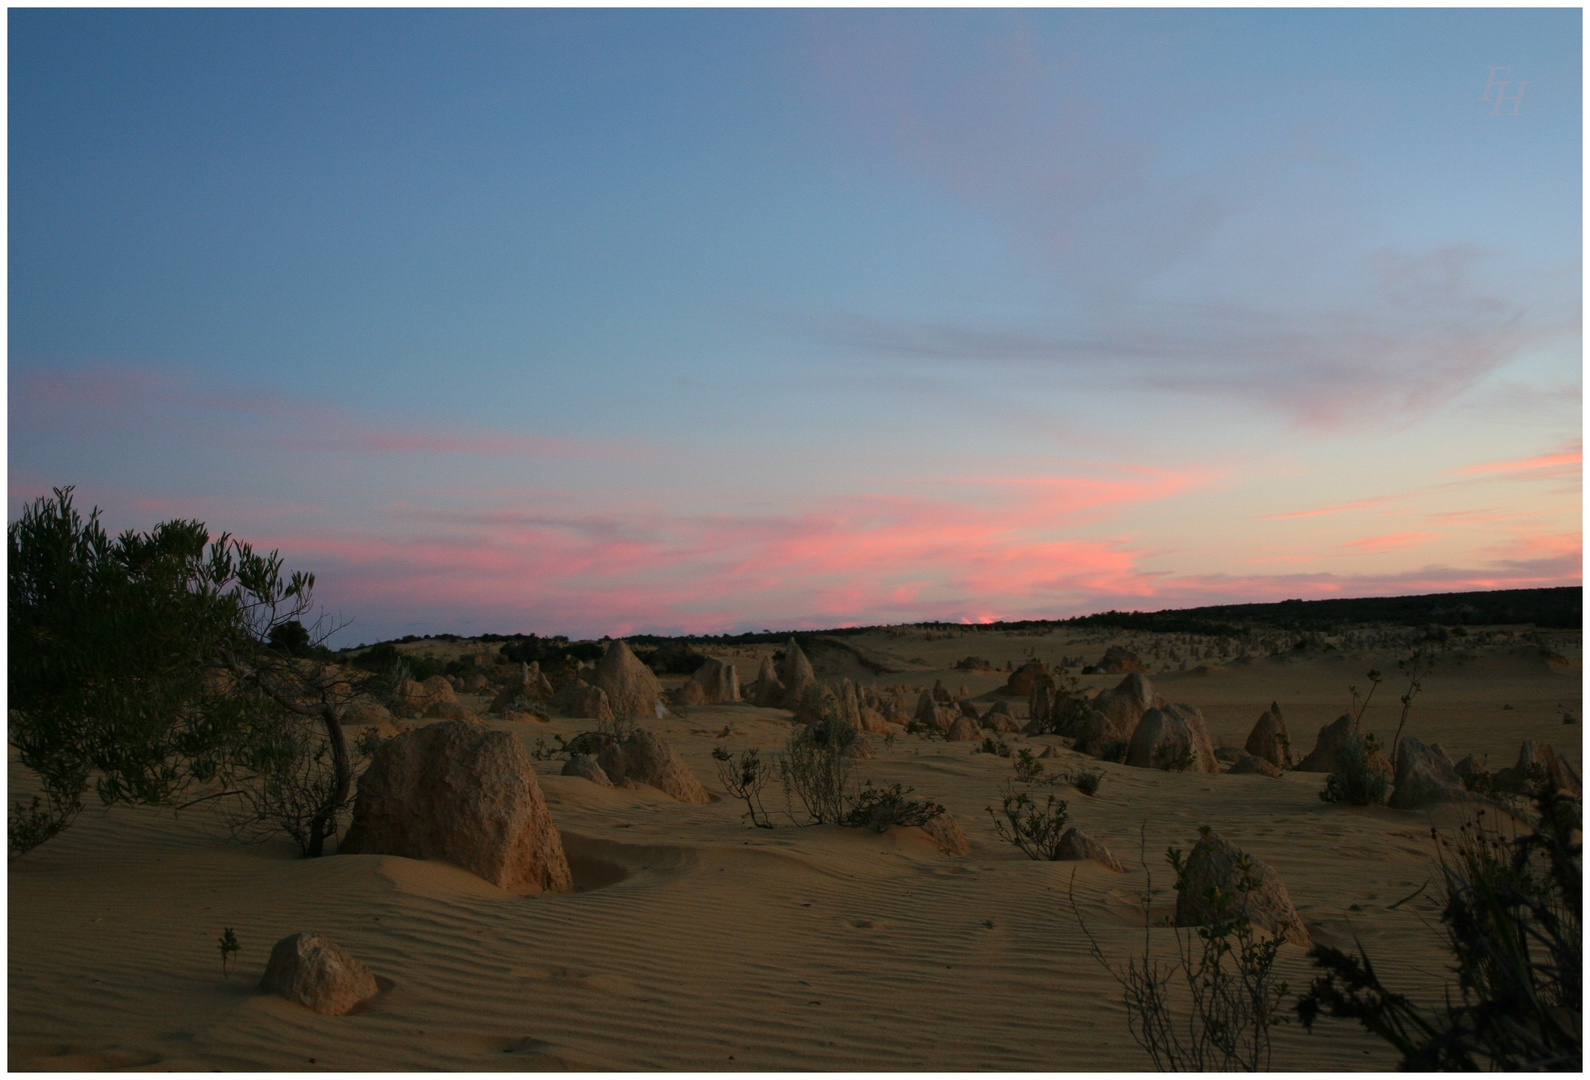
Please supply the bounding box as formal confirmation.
[8,623,1580,1071]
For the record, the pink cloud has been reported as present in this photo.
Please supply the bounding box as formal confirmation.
[1455,440,1582,481]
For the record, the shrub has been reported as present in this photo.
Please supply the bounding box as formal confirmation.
[778,717,857,824]
[842,781,944,833]
[1318,732,1388,806]
[713,745,774,829]
[1154,743,1196,772]
[1071,769,1103,797]
[1297,788,1581,1070]
[979,735,1012,757]
[1013,747,1048,784]
[1073,828,1291,1071]
[987,781,1069,860]
[218,927,240,979]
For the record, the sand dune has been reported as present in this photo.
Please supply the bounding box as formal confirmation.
[9,626,1579,1070]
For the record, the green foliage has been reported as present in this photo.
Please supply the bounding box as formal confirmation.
[777,717,857,824]
[713,744,774,828]
[978,734,1012,757]
[987,781,1069,860]
[842,781,943,833]
[8,487,353,858]
[1074,830,1291,1071]
[1153,743,1196,773]
[218,927,240,979]
[1318,732,1389,806]
[1298,790,1581,1071]
[1071,768,1103,797]
[1013,747,1049,784]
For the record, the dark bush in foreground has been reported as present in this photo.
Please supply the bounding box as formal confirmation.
[843,781,943,833]
[1297,788,1581,1071]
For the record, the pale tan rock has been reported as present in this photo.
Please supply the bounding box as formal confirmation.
[589,640,663,719]
[1005,660,1053,697]
[920,813,970,856]
[1388,737,1472,810]
[676,656,741,707]
[1244,703,1293,769]
[779,638,817,707]
[423,700,480,724]
[1074,708,1132,761]
[561,754,613,787]
[550,680,614,724]
[339,720,572,894]
[1175,832,1309,946]
[1125,704,1218,773]
[1055,827,1124,872]
[1296,715,1358,773]
[1097,646,1150,674]
[259,933,378,1016]
[595,729,710,804]
[931,679,953,704]
[858,706,891,735]
[1228,755,1283,778]
[1091,673,1159,732]
[945,716,981,741]
[957,698,980,720]
[750,655,784,708]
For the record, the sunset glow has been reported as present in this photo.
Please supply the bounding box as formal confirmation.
[9,9,1581,643]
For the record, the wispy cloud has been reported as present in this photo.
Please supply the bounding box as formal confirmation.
[1455,440,1581,481]
[1255,495,1400,521]
[1340,531,1438,554]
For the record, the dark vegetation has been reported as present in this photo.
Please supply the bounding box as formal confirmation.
[1298,788,1581,1071]
[988,782,1070,860]
[1074,828,1292,1071]
[9,488,365,860]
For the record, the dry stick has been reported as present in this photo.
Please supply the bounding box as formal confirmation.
[1387,879,1430,910]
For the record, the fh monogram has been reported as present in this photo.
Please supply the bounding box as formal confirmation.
[1480,66,1526,114]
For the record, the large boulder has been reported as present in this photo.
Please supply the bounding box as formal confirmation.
[341,701,398,735]
[1005,660,1053,697]
[393,677,456,717]
[1243,702,1292,769]
[793,682,842,727]
[1295,715,1356,773]
[1055,827,1125,872]
[590,640,663,719]
[749,655,784,708]
[779,638,818,707]
[1091,673,1160,733]
[595,729,710,804]
[549,680,614,724]
[339,720,572,894]
[838,679,863,731]
[1073,708,1132,761]
[1175,832,1309,946]
[931,679,954,704]
[259,933,379,1016]
[1388,738,1472,810]
[1096,646,1150,675]
[1125,704,1218,773]
[858,706,891,735]
[676,657,741,707]
[914,691,955,735]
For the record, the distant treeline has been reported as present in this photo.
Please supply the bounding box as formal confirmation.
[342,586,1579,654]
[1051,587,1582,635]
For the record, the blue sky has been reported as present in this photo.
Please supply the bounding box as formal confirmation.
[9,8,1581,644]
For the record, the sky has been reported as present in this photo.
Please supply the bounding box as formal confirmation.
[8,8,1582,646]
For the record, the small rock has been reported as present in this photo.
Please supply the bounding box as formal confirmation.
[1227,755,1283,778]
[561,754,613,786]
[259,933,379,1016]
[920,813,970,856]
[1055,827,1124,871]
